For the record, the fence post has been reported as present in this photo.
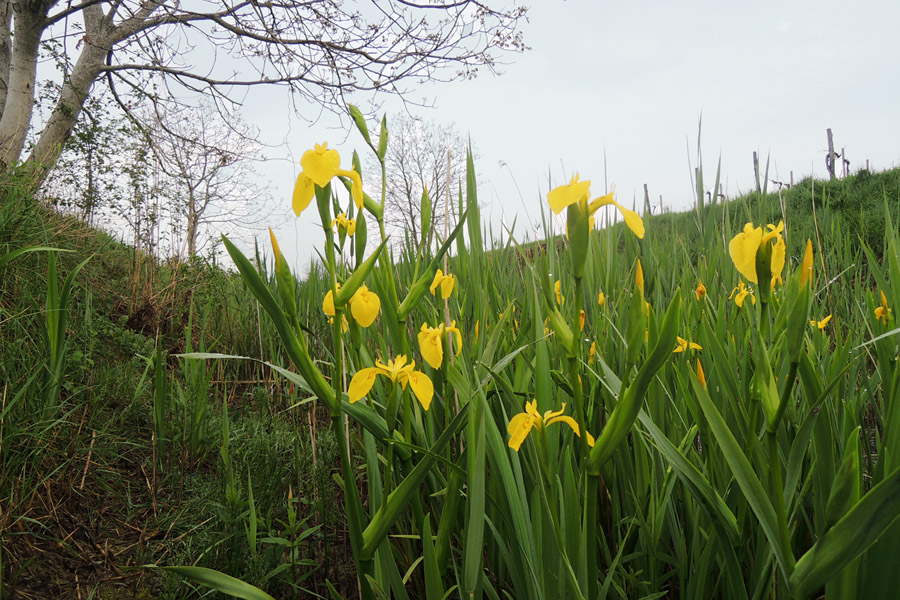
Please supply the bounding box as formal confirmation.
[826,128,836,179]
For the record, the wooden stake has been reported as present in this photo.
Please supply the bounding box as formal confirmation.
[754,151,760,193]
[826,128,836,179]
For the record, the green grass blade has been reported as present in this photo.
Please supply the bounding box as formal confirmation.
[691,371,792,578]
[151,566,276,600]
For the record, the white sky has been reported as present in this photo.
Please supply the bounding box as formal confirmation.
[249,0,900,273]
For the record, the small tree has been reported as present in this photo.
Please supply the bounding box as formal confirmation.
[145,102,270,259]
[369,115,471,250]
[39,88,131,225]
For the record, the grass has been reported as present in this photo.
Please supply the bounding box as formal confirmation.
[0,176,352,599]
[2,148,900,600]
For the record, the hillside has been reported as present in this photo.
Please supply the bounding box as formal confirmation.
[2,165,899,598]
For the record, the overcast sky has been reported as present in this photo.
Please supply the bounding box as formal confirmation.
[251,0,900,272]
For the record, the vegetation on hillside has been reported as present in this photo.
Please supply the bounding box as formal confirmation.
[1,154,899,598]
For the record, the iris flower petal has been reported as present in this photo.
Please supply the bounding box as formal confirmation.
[406,371,434,410]
[292,173,315,216]
[301,143,341,187]
[507,413,536,451]
[418,323,444,369]
[728,223,763,283]
[547,174,591,214]
[771,235,786,286]
[348,367,380,403]
[350,285,380,327]
[322,289,336,316]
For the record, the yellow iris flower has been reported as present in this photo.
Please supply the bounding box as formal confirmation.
[800,240,814,288]
[588,341,597,364]
[293,142,363,216]
[555,280,564,305]
[598,291,605,307]
[322,284,340,316]
[875,290,892,325]
[673,336,702,353]
[696,359,706,388]
[347,355,434,410]
[323,282,379,327]
[430,268,456,299]
[418,321,463,369]
[809,315,832,329]
[728,221,786,285]
[696,279,707,301]
[349,285,380,327]
[547,174,645,239]
[729,280,756,307]
[507,400,595,452]
[331,212,356,236]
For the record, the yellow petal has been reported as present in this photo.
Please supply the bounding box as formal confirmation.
[301,142,340,187]
[430,269,444,296]
[322,287,337,316]
[801,239,814,288]
[612,200,645,239]
[635,260,645,295]
[728,223,763,284]
[348,367,381,403]
[696,359,706,388]
[507,413,536,451]
[292,173,315,217]
[350,285,380,327]
[338,168,364,209]
[555,280,564,305]
[406,370,434,410]
[525,399,541,419]
[543,402,566,422]
[418,324,444,370]
[268,227,282,261]
[770,235,786,286]
[587,191,615,215]
[547,174,591,215]
[598,292,605,307]
[762,220,785,244]
[447,323,463,356]
[545,414,582,438]
[440,274,455,299]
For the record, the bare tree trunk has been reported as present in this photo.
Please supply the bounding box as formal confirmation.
[25,5,111,187]
[0,2,49,169]
[0,0,12,116]
[187,189,198,258]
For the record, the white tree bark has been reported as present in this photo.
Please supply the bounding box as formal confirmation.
[0,0,13,116]
[26,4,113,180]
[0,1,50,169]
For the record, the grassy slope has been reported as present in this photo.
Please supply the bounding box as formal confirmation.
[1,166,897,598]
[0,182,350,599]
